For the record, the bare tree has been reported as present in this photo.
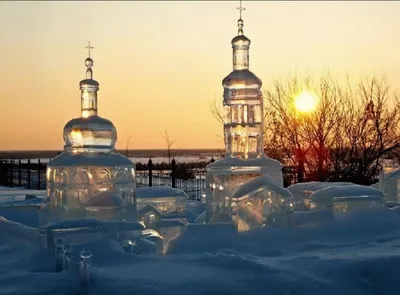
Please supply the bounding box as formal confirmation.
[125,136,132,157]
[330,77,400,182]
[264,74,400,184]
[263,75,317,181]
[209,98,224,125]
[162,129,183,165]
[163,130,175,165]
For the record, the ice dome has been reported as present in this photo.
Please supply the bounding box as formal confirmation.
[231,18,250,45]
[222,70,262,91]
[63,116,117,153]
[231,34,250,46]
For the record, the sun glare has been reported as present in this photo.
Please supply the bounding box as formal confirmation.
[294,91,319,113]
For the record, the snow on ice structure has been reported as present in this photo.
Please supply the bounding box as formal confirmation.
[287,181,355,211]
[135,186,188,254]
[40,43,137,226]
[136,186,187,217]
[231,176,293,230]
[378,167,400,204]
[205,2,287,231]
[309,185,386,216]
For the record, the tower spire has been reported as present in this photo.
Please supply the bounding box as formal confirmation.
[80,42,99,118]
[236,0,246,35]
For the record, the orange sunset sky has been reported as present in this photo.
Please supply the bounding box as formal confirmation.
[0,1,399,151]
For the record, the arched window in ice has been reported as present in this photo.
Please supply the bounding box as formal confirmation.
[115,169,129,184]
[253,105,261,123]
[248,135,257,153]
[75,170,90,184]
[242,105,248,124]
[224,105,231,124]
[54,169,61,183]
[61,171,68,184]
[96,169,110,183]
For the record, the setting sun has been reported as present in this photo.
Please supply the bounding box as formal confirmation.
[293,91,319,113]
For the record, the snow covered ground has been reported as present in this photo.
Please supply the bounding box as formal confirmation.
[1,186,400,295]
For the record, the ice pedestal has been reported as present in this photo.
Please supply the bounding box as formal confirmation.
[38,218,145,250]
[205,157,283,227]
[205,157,291,231]
[287,182,355,211]
[231,176,293,231]
[42,153,137,226]
[379,168,400,204]
[309,185,387,212]
[142,219,187,255]
[79,248,92,285]
[332,195,386,219]
[134,203,188,255]
[135,186,188,217]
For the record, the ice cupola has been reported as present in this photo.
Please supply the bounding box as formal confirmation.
[63,43,117,153]
[205,2,289,230]
[41,42,137,225]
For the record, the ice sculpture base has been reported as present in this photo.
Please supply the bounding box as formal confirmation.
[205,156,291,232]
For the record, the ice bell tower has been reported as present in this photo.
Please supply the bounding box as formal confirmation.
[222,3,264,159]
[205,1,285,228]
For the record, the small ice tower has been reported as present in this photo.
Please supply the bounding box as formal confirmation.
[41,43,137,225]
[205,2,283,225]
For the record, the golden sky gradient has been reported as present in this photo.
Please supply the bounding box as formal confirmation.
[0,1,399,150]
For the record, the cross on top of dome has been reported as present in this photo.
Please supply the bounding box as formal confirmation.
[85,41,94,58]
[236,0,246,35]
[84,42,95,80]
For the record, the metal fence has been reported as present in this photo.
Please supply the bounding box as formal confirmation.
[0,158,47,190]
[0,158,207,201]
[0,156,299,201]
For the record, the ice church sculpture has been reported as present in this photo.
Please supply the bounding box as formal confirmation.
[40,43,137,225]
[205,2,292,231]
